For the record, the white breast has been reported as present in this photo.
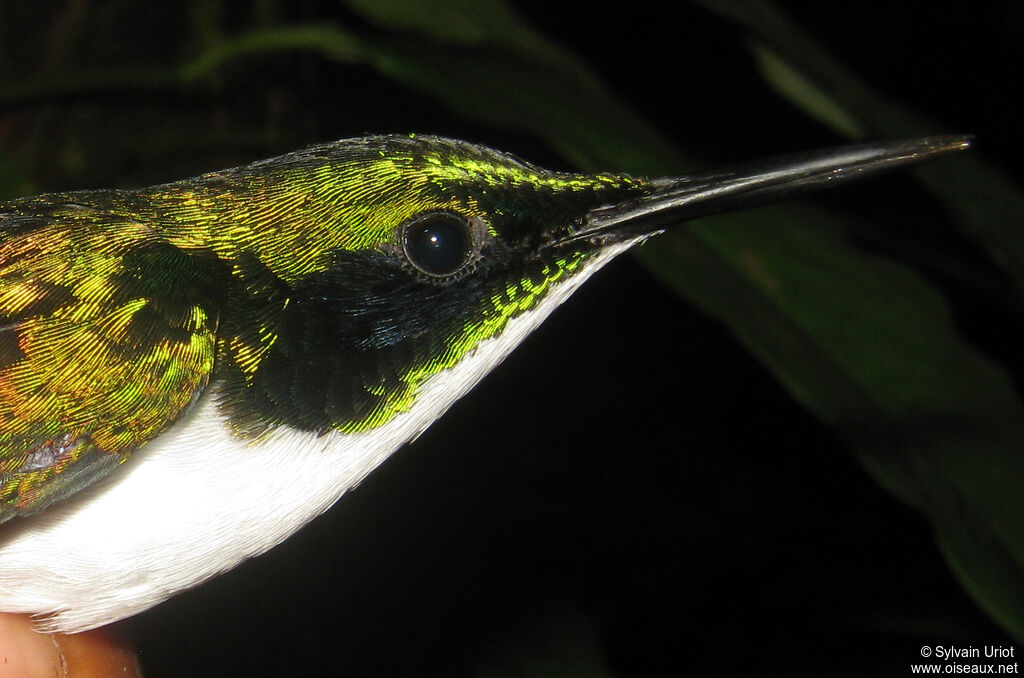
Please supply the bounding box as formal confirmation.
[0,240,639,633]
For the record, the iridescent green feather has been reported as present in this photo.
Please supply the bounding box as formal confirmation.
[0,203,219,519]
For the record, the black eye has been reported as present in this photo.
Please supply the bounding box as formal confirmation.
[403,213,473,277]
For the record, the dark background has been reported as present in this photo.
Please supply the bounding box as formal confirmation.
[1,2,1021,676]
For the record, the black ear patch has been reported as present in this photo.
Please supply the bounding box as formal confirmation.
[220,247,508,434]
[297,248,487,350]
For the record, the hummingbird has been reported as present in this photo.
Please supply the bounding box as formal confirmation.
[0,133,969,632]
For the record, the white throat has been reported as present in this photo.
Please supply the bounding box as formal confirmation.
[0,239,639,632]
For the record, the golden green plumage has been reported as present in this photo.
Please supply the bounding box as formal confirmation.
[0,201,218,514]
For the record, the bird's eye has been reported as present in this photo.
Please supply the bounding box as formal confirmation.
[402,213,473,277]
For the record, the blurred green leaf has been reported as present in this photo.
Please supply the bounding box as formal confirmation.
[749,42,866,139]
[345,0,541,50]
[0,25,362,107]
[686,0,1024,639]
[692,0,1024,300]
[180,25,363,82]
[647,211,1024,638]
[343,1,679,174]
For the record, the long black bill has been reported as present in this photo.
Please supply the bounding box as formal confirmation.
[579,135,972,241]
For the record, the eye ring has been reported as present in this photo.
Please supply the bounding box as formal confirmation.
[401,212,475,278]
